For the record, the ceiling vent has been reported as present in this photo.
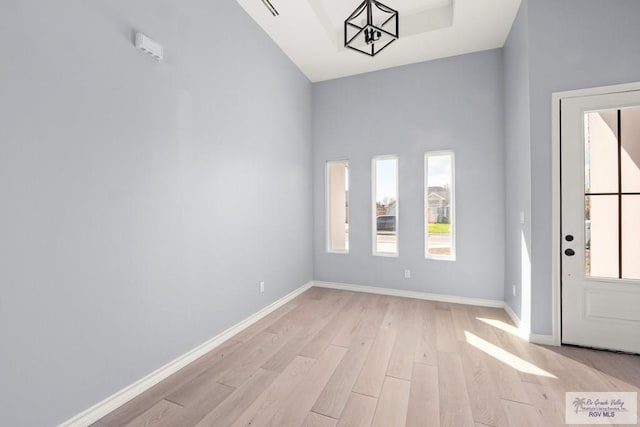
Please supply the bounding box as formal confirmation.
[261,0,279,16]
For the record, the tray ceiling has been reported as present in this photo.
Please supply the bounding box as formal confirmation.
[237,0,521,82]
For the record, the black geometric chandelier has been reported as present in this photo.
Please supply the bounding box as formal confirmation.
[344,0,399,57]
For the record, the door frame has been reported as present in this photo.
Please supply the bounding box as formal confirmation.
[551,81,640,347]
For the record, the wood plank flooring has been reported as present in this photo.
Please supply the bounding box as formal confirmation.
[96,288,640,427]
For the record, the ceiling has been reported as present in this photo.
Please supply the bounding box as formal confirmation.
[236,0,522,82]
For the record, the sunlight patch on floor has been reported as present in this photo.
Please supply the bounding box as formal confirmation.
[476,317,524,340]
[465,331,557,378]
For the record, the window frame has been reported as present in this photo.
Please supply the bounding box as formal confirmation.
[326,159,350,254]
[372,155,400,257]
[424,150,456,261]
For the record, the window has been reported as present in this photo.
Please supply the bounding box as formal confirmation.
[425,152,455,260]
[326,160,349,253]
[373,156,398,256]
[584,108,640,279]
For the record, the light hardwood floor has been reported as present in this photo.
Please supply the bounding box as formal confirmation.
[94,288,640,427]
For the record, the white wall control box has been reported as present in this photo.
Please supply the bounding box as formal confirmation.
[135,32,163,60]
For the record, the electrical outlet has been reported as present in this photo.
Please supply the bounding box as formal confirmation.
[404,269,411,279]
[512,284,517,296]
[260,281,265,293]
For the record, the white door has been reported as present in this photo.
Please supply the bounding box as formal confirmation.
[561,90,640,354]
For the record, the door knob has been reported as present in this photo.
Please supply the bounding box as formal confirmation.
[565,248,575,256]
[565,235,574,242]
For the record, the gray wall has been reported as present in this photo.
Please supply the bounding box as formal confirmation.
[503,1,532,327]
[526,0,640,334]
[0,1,312,425]
[313,50,505,301]
[4,1,637,424]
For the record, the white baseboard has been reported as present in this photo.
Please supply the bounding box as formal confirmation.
[312,281,505,308]
[59,281,313,427]
[530,334,558,346]
[60,280,559,426]
[503,302,523,329]
[503,302,531,341]
[503,303,559,346]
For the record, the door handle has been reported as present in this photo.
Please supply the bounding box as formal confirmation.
[565,235,574,242]
[565,248,575,256]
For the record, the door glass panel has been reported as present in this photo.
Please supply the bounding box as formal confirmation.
[584,107,640,281]
[621,108,640,193]
[585,111,618,193]
[585,195,618,278]
[622,196,640,280]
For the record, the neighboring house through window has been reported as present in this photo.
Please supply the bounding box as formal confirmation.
[425,152,455,260]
